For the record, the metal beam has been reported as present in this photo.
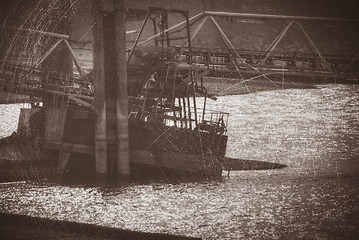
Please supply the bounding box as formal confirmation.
[4,26,70,39]
[127,12,205,51]
[127,9,151,63]
[204,11,359,23]
[209,16,273,85]
[209,16,252,91]
[31,39,64,70]
[20,39,64,82]
[261,21,294,63]
[184,11,198,129]
[209,16,238,56]
[181,15,209,49]
[295,21,329,67]
[63,40,89,79]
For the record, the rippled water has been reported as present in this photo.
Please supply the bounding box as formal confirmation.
[1,84,359,239]
[0,104,22,138]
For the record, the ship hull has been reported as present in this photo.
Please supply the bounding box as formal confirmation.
[43,108,227,178]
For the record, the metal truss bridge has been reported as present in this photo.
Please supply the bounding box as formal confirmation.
[1,10,358,107]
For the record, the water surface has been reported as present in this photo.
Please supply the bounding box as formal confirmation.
[1,84,358,239]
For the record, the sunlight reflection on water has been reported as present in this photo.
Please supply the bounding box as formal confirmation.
[0,104,22,138]
[1,84,359,239]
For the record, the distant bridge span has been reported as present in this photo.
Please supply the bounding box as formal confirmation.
[1,10,358,106]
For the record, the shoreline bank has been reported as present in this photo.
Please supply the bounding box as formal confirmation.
[0,212,201,240]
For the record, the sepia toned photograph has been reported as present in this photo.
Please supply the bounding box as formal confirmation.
[0,0,358,239]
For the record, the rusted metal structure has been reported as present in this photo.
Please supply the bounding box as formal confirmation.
[0,5,358,179]
[0,5,230,179]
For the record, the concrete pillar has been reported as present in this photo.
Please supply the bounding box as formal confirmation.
[92,0,108,179]
[115,2,130,177]
[92,0,129,179]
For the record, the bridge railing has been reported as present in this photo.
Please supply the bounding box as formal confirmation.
[178,47,359,76]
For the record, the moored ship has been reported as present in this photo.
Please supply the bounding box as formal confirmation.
[40,7,229,178]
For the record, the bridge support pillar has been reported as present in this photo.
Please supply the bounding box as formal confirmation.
[115,3,130,178]
[92,0,129,179]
